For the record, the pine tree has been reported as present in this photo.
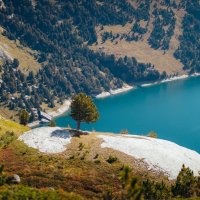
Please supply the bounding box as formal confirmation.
[143,179,171,200]
[12,58,19,68]
[172,164,198,198]
[120,166,143,200]
[49,120,56,127]
[20,109,29,125]
[70,93,99,130]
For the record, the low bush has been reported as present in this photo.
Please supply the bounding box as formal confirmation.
[78,142,84,151]
[120,129,129,134]
[93,154,99,159]
[0,165,5,186]
[94,160,101,164]
[106,156,118,164]
[147,131,157,138]
[69,155,75,160]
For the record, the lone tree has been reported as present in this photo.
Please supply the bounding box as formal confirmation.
[70,93,99,130]
[12,58,19,68]
[49,120,56,127]
[20,109,29,125]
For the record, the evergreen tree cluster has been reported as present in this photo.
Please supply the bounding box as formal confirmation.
[148,6,176,50]
[105,165,200,200]
[174,0,200,72]
[130,0,150,41]
[0,60,46,115]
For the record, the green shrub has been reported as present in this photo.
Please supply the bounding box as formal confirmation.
[80,151,89,160]
[147,131,157,138]
[78,142,84,151]
[69,155,75,160]
[0,165,5,186]
[172,164,198,198]
[94,160,101,164]
[120,129,129,134]
[106,156,118,164]
[49,120,56,127]
[0,131,17,149]
[93,154,99,159]
[119,166,143,199]
[143,179,170,200]
[80,155,85,160]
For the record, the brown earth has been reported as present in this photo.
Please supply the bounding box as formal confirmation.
[89,3,186,75]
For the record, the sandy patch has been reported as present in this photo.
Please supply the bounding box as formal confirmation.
[97,134,200,180]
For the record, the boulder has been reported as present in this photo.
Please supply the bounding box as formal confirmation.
[6,174,21,184]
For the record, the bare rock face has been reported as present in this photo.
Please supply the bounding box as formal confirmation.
[6,174,21,184]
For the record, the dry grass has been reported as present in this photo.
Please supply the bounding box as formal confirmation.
[0,27,41,75]
[127,0,139,9]
[89,3,186,75]
[0,120,122,198]
[0,140,123,198]
[0,108,19,122]
[64,133,169,182]
[0,117,29,136]
[90,38,183,74]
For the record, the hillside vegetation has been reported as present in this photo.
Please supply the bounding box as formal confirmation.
[0,118,199,199]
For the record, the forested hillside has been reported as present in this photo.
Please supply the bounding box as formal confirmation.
[0,0,199,120]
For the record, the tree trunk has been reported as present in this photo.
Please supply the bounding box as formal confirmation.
[77,121,81,130]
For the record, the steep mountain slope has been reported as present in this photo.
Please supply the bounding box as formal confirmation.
[0,0,199,121]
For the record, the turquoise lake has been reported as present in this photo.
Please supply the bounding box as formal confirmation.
[55,76,200,153]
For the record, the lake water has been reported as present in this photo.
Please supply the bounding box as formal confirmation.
[55,76,200,153]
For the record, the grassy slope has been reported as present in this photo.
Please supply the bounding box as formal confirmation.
[0,140,124,199]
[0,118,158,199]
[89,3,185,75]
[0,116,29,137]
[0,119,123,199]
[0,119,199,199]
[90,30,183,75]
[0,27,41,75]
[0,109,19,123]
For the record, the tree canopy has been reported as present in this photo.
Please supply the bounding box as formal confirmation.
[70,93,99,130]
[19,109,29,126]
